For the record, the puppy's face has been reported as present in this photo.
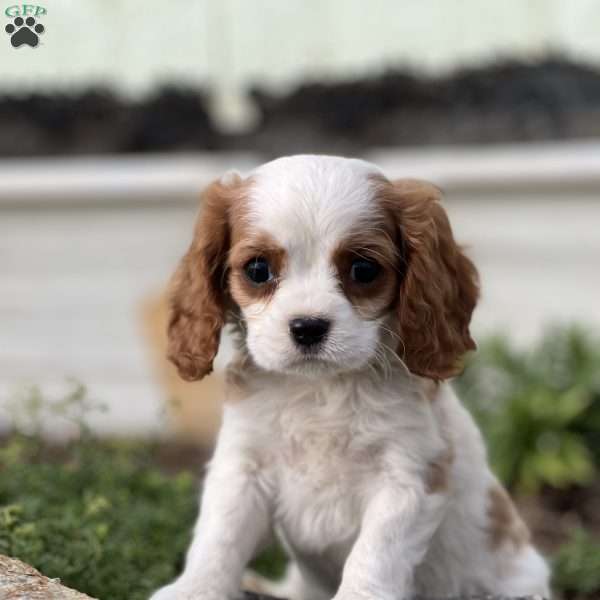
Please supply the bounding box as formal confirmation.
[168,156,479,382]
[227,158,399,376]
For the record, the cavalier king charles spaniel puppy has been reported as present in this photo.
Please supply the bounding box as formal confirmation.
[151,155,550,600]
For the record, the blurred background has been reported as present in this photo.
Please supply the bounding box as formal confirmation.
[1,2,599,599]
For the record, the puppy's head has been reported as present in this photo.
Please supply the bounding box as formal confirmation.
[168,155,478,382]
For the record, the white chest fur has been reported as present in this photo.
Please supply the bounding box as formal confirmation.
[223,373,443,556]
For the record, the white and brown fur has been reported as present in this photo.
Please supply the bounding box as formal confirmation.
[151,155,550,600]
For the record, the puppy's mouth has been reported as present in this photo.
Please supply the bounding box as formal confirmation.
[284,347,352,376]
[292,351,330,364]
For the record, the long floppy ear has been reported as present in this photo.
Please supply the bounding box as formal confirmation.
[379,178,479,380]
[167,174,245,381]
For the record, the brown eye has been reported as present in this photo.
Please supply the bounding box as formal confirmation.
[350,258,380,284]
[244,256,273,284]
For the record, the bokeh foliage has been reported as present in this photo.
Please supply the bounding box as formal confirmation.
[0,434,197,600]
[456,326,600,493]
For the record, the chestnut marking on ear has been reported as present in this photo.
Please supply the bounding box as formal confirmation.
[167,174,251,381]
[373,175,479,380]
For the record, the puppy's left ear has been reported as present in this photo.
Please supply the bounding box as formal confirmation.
[167,173,246,382]
[378,178,479,380]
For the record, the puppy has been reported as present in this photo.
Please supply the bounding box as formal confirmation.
[151,155,550,600]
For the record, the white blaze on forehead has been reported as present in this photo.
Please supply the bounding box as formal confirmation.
[247,155,384,251]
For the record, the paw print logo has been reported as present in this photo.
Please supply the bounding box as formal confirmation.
[5,16,45,48]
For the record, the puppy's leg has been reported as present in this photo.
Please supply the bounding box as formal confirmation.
[496,545,551,598]
[150,454,271,600]
[243,562,329,600]
[334,485,447,600]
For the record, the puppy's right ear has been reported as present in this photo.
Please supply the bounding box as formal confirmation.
[167,174,245,381]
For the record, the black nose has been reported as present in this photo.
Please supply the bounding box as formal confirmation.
[289,317,330,347]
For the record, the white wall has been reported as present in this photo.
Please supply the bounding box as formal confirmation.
[1,0,600,128]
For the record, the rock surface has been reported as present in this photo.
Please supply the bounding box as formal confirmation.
[0,554,96,600]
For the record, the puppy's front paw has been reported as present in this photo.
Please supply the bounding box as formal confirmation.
[149,581,181,600]
[332,589,396,600]
[149,580,241,600]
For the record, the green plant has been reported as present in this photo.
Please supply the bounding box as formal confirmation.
[0,383,195,599]
[455,325,600,493]
[0,436,198,599]
[2,381,107,438]
[553,529,600,598]
[0,383,285,599]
